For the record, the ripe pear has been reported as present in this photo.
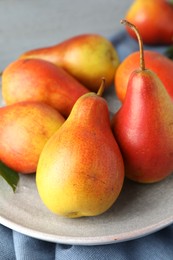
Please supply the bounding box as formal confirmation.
[115,50,173,102]
[36,80,124,218]
[19,34,120,91]
[125,0,173,45]
[112,20,173,183]
[2,58,89,118]
[0,101,65,174]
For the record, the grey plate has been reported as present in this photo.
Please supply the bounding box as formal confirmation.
[0,0,172,245]
[0,85,173,246]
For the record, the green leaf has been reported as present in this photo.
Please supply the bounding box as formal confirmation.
[0,161,19,192]
[167,0,173,4]
[164,46,173,60]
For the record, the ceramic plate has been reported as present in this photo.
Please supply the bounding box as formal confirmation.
[0,80,173,246]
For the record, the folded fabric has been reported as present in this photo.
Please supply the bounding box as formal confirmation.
[1,223,173,260]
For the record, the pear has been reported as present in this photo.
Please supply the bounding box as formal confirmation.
[115,50,173,102]
[36,79,124,218]
[2,58,89,118]
[112,20,173,183]
[125,0,173,45]
[0,101,65,174]
[19,34,119,91]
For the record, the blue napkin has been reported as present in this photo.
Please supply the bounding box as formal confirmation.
[1,30,173,260]
[1,223,173,260]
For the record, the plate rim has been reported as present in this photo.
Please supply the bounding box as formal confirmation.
[1,214,173,245]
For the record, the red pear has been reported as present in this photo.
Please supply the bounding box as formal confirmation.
[2,59,89,118]
[0,101,65,174]
[112,20,173,183]
[125,0,173,45]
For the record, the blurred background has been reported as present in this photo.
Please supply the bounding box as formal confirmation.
[0,0,133,71]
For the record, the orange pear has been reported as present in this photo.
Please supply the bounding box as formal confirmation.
[0,101,65,174]
[2,58,89,118]
[115,50,173,102]
[19,34,119,91]
[112,20,173,183]
[36,80,124,218]
[125,0,173,45]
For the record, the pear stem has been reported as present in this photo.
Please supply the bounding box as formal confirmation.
[120,19,145,71]
[97,77,105,97]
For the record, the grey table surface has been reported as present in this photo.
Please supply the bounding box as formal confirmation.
[0,0,133,71]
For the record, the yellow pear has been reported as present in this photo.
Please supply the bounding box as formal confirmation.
[19,34,120,91]
[36,80,124,218]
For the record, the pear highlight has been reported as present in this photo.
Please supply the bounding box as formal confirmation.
[36,80,124,218]
[112,20,173,183]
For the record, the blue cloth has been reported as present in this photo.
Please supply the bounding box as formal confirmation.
[1,31,172,260]
[1,223,173,260]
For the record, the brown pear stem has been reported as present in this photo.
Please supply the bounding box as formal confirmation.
[97,77,106,97]
[120,19,145,71]
[0,71,3,77]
